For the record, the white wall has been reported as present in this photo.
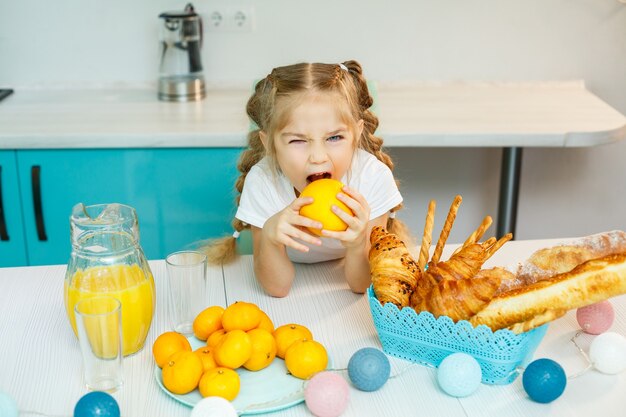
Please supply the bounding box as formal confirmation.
[2,0,626,243]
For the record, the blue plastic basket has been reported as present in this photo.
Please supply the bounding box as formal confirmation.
[367,286,548,385]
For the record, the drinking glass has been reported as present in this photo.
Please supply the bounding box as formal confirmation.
[75,296,123,392]
[166,250,207,334]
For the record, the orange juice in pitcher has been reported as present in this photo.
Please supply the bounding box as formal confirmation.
[64,203,155,356]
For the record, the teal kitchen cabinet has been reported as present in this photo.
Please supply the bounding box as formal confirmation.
[152,149,241,256]
[16,149,160,266]
[4,148,241,267]
[0,150,28,266]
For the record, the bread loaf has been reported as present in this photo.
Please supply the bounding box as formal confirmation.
[517,230,626,284]
[470,252,626,333]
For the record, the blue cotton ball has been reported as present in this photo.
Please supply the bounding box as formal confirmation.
[348,347,391,392]
[74,391,120,417]
[523,358,567,403]
[0,392,18,417]
[437,353,482,397]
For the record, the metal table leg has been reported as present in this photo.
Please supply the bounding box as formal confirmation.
[496,147,522,239]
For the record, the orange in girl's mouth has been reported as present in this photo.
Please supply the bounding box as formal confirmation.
[299,178,353,236]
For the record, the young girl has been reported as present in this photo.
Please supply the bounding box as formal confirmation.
[208,60,411,297]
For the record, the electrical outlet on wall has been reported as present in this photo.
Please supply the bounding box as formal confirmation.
[205,5,255,32]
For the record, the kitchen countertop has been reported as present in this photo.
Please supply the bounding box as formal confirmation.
[1,81,625,149]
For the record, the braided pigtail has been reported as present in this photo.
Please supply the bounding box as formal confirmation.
[341,60,414,249]
[205,77,275,264]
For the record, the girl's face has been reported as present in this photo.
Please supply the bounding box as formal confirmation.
[265,94,363,194]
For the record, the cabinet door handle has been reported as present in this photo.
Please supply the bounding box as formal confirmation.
[31,165,48,241]
[0,166,9,241]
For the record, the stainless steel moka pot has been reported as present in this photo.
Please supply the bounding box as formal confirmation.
[158,3,205,102]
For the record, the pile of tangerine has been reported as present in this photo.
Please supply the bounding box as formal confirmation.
[152,301,328,401]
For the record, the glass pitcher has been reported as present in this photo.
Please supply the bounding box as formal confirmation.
[64,203,155,356]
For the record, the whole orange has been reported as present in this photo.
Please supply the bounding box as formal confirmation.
[273,324,313,359]
[222,301,262,332]
[206,329,227,348]
[256,310,275,333]
[162,350,204,394]
[213,329,253,369]
[284,339,328,380]
[299,179,353,236]
[194,346,218,372]
[198,367,240,401]
[193,306,225,341]
[243,328,277,371]
[152,331,192,368]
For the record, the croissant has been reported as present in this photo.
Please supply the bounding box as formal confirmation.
[409,243,508,322]
[425,237,510,283]
[410,271,502,322]
[408,196,511,322]
[369,226,420,308]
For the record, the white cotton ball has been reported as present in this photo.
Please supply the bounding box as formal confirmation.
[190,397,238,417]
[589,332,626,375]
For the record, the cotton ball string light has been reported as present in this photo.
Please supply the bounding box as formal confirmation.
[589,332,626,374]
[0,392,18,417]
[576,301,614,334]
[74,391,120,417]
[347,347,391,392]
[522,358,566,403]
[190,396,238,417]
[436,353,482,397]
[304,371,350,417]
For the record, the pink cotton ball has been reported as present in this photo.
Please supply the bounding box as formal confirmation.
[577,301,615,335]
[304,371,350,417]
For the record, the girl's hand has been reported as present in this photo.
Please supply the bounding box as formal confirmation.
[321,186,370,250]
[263,197,323,252]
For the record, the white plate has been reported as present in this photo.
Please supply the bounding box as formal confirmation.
[155,336,331,415]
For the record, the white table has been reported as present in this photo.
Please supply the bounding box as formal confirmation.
[0,238,624,416]
[1,82,625,237]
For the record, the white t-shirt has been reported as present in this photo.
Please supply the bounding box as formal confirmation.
[235,149,403,263]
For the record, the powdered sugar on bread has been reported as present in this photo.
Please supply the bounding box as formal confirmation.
[516,230,626,283]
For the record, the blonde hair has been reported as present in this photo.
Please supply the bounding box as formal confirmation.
[205,60,410,264]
